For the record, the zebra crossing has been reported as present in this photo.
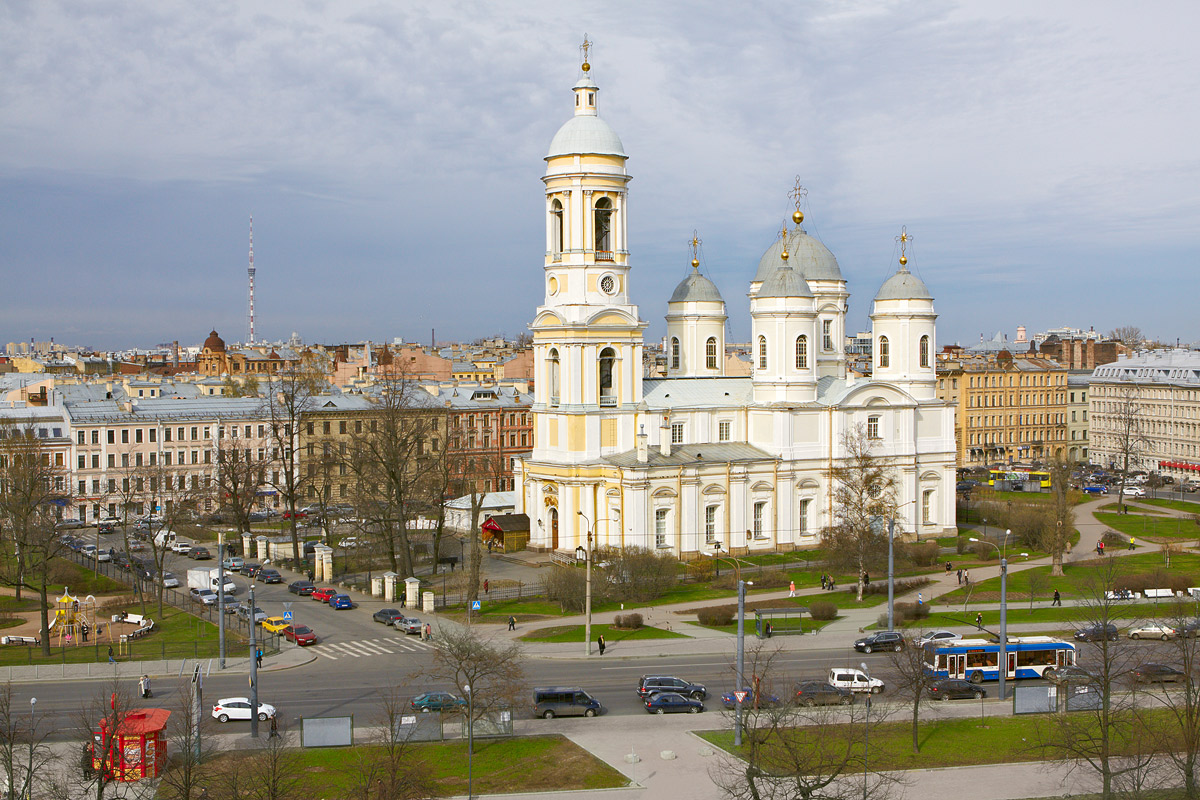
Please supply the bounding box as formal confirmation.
[312,635,434,660]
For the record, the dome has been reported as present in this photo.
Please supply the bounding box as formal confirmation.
[756,265,813,299]
[669,269,724,303]
[874,267,933,302]
[753,229,842,283]
[203,330,226,352]
[546,115,626,159]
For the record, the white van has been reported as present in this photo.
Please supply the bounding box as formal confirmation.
[827,668,885,694]
[153,530,178,549]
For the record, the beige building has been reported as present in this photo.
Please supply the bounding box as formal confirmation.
[1066,373,1090,463]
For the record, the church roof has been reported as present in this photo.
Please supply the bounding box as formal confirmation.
[604,442,776,469]
[642,377,752,409]
[874,267,932,301]
[756,264,813,299]
[547,115,626,159]
[669,268,724,303]
[754,229,842,283]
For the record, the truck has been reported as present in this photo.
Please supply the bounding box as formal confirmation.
[187,567,237,596]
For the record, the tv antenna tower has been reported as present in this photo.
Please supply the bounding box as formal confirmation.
[247,216,256,344]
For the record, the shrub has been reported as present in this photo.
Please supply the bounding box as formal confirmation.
[895,541,940,569]
[808,600,837,621]
[894,601,930,621]
[696,607,734,627]
[613,612,644,630]
[686,559,714,582]
[863,576,932,596]
[971,542,999,560]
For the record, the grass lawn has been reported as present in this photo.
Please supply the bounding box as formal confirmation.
[1141,498,1200,514]
[700,616,841,635]
[1096,511,1199,541]
[191,735,627,796]
[1100,502,1166,514]
[893,601,1200,632]
[519,622,687,642]
[55,561,126,595]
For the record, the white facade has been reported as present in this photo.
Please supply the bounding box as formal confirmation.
[514,63,958,556]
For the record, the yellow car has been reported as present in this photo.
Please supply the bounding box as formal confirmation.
[261,616,290,634]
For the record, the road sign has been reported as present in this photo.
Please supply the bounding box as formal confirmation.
[471,600,481,611]
[282,611,293,621]
[733,691,749,704]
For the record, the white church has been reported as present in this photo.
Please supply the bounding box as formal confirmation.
[513,56,958,557]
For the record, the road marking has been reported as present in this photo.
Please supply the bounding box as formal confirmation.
[356,640,396,655]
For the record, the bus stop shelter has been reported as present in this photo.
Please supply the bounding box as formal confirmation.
[754,607,808,638]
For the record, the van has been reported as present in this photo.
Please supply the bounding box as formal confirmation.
[827,668,885,694]
[532,687,603,719]
[153,530,178,549]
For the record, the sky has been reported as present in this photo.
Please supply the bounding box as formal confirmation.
[2,1,1198,352]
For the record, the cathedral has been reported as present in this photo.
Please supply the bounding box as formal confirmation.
[513,54,958,557]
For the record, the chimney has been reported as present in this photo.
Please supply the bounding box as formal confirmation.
[659,417,672,458]
[636,426,649,463]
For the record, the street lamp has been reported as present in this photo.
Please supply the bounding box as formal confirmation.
[708,543,752,747]
[968,530,1028,701]
[575,511,594,657]
[464,683,474,800]
[860,662,870,800]
[249,583,259,738]
[887,500,918,632]
[26,697,36,800]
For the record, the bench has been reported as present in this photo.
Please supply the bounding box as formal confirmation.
[1,636,39,646]
[1106,590,1139,600]
[1144,588,1176,599]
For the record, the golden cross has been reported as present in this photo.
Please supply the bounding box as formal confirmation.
[780,221,789,240]
[788,177,807,212]
[691,231,702,258]
[581,35,592,65]
[895,226,911,256]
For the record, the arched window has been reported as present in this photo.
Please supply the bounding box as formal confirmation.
[878,336,890,368]
[706,337,718,370]
[919,335,930,368]
[594,197,612,254]
[795,335,808,370]
[671,338,681,370]
[599,347,616,407]
[758,336,768,370]
[548,349,561,407]
[551,199,564,257]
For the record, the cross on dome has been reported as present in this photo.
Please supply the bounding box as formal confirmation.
[788,178,808,225]
[690,231,702,269]
[896,226,912,268]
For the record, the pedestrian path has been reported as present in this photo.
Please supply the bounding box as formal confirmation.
[310,635,433,660]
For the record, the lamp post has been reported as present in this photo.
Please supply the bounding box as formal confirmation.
[575,511,594,657]
[249,583,259,738]
[860,662,870,800]
[26,697,36,800]
[464,683,474,799]
[968,530,1027,701]
[886,500,917,632]
[709,543,752,747]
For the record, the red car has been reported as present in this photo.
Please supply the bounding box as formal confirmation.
[283,625,317,646]
[311,587,338,602]
[282,510,308,520]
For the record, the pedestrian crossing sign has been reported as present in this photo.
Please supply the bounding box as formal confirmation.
[282,611,293,621]
[471,600,481,611]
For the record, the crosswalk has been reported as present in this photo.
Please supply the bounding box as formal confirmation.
[311,636,434,660]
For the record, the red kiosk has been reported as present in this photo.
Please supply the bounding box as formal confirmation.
[93,708,171,782]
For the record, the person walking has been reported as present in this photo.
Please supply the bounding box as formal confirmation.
[1129,537,1136,550]
[255,649,263,668]
[788,580,796,598]
[964,570,970,585]
[597,634,606,655]
[1052,589,1062,606]
[424,623,432,641]
[820,574,827,590]
[945,561,952,574]
[484,579,490,594]
[507,616,516,631]
[976,612,983,630]
[107,645,115,663]
[269,716,280,739]
[956,568,963,585]
[138,675,146,698]
[863,572,870,586]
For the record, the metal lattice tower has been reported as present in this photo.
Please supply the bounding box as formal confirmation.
[247,216,256,344]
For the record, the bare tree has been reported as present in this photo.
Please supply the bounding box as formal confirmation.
[887,633,944,753]
[210,720,303,800]
[1043,456,1076,577]
[342,689,437,800]
[421,626,526,726]
[156,677,213,800]
[215,433,272,541]
[1105,384,1149,515]
[263,365,325,564]
[822,426,897,602]
[0,682,54,800]
[1106,326,1144,349]
[73,677,154,800]
[1143,606,1200,799]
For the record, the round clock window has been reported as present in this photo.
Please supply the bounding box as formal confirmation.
[548,276,559,295]
[599,274,616,295]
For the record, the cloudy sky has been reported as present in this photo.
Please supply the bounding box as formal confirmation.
[2,1,1197,351]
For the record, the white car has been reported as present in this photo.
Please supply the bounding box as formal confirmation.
[161,572,179,588]
[917,630,962,648]
[211,697,277,723]
[1129,624,1177,640]
[827,667,885,694]
[172,540,194,553]
[1121,486,1146,498]
[338,537,362,549]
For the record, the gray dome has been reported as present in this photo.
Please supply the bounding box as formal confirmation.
[753,229,842,283]
[756,265,813,299]
[546,115,626,159]
[874,268,933,301]
[669,269,724,303]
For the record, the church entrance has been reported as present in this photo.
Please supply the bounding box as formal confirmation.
[550,508,559,550]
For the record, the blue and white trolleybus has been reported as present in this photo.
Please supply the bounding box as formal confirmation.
[923,636,1076,683]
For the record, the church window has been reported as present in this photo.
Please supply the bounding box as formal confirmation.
[671,338,681,370]
[920,335,930,368]
[795,335,808,369]
[867,415,881,440]
[799,499,811,536]
[823,320,833,351]
[922,489,935,525]
[878,336,890,368]
[706,337,718,370]
[594,197,612,255]
[705,505,718,544]
[718,421,731,442]
[671,422,684,444]
[599,347,616,407]
[551,199,564,257]
[548,349,561,407]
[758,336,767,370]
[655,508,669,549]
[588,92,595,106]
[753,501,768,539]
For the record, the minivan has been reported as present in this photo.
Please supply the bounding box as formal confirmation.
[532,687,603,719]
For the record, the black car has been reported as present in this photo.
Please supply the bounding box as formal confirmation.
[1044,666,1097,686]
[1178,619,1200,638]
[637,675,707,700]
[1074,623,1119,642]
[373,608,406,625]
[242,563,262,578]
[257,568,283,584]
[188,546,213,560]
[927,679,985,701]
[98,521,117,534]
[287,580,315,596]
[793,681,853,707]
[720,687,783,709]
[854,631,905,653]
[1133,663,1186,684]
[644,692,703,714]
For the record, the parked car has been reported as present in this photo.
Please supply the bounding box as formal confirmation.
[410,692,467,713]
[98,521,117,534]
[927,679,986,701]
[312,587,338,602]
[55,519,86,530]
[189,588,217,606]
[791,681,853,707]
[1082,485,1109,495]
[212,697,276,723]
[1075,623,1119,642]
[827,668,885,694]
[1121,486,1146,498]
[1183,481,1200,494]
[287,580,316,596]
[338,537,362,549]
[222,556,245,571]
[282,510,307,520]
[260,616,290,634]
[637,676,707,700]
[237,605,267,624]
[1129,624,1177,640]
[329,594,354,610]
[532,687,604,719]
[257,568,283,584]
[854,631,905,653]
[720,687,783,709]
[644,692,703,714]
[171,540,194,554]
[1132,663,1186,683]
[1178,619,1200,638]
[373,608,405,624]
[188,546,212,560]
[394,617,423,635]
[160,571,179,589]
[1043,666,1097,686]
[283,625,317,646]
[241,563,262,577]
[917,630,962,648]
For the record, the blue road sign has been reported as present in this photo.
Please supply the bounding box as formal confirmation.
[471,600,481,611]
[282,611,293,621]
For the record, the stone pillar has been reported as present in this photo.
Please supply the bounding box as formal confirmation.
[422,590,435,614]
[256,536,268,561]
[405,577,422,609]
[383,572,399,603]
[313,544,333,583]
[241,533,253,558]
[371,576,384,597]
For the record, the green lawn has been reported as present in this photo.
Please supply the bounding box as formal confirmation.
[519,622,687,643]
[1100,502,1166,514]
[1141,498,1200,514]
[893,602,1199,632]
[1096,511,1199,541]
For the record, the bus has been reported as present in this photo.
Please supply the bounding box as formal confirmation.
[923,636,1076,683]
[988,469,1051,490]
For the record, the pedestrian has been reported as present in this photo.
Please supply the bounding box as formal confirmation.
[138,675,145,698]
[765,622,773,638]
[65,633,72,646]
[81,622,89,642]
[597,634,606,655]
[1052,589,1062,607]
[108,645,115,663]
[508,615,516,631]
[820,574,827,590]
[269,716,279,739]
[946,561,952,574]
[956,569,963,585]
[484,579,490,594]
[788,580,796,598]
[917,592,923,606]
[424,623,432,641]
[964,570,970,585]
[255,649,263,668]
[1129,537,1136,551]
[864,572,870,586]
[828,577,836,591]
[976,612,983,631]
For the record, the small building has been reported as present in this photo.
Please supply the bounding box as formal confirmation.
[481,513,530,552]
[93,708,171,782]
